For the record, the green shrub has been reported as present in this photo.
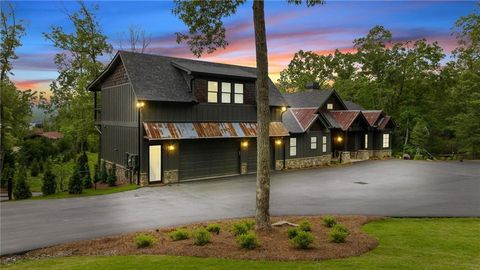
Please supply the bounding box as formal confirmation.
[13,167,32,200]
[231,222,249,236]
[298,219,312,232]
[77,152,92,189]
[205,223,221,235]
[291,231,314,249]
[243,220,255,230]
[287,227,299,239]
[68,170,83,194]
[236,232,259,249]
[100,160,108,183]
[135,234,156,248]
[107,163,117,187]
[41,167,57,196]
[169,228,189,241]
[30,160,40,177]
[329,224,350,243]
[193,228,211,246]
[322,215,337,228]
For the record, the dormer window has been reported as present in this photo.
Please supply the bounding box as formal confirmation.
[221,82,231,103]
[208,81,218,103]
[234,83,244,104]
[327,103,333,110]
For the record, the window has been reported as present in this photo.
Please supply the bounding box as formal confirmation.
[234,83,244,104]
[383,133,390,148]
[310,136,317,149]
[364,134,368,149]
[221,82,231,103]
[289,138,297,156]
[208,81,218,103]
[322,136,327,153]
[327,103,333,110]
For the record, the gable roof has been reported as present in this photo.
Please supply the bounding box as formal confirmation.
[282,108,319,133]
[283,89,347,111]
[344,101,365,110]
[328,110,370,131]
[87,51,287,106]
[377,115,395,130]
[362,110,384,127]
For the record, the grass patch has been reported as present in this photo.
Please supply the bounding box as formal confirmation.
[3,218,479,270]
[29,184,138,200]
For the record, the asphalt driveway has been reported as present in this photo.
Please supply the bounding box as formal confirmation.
[1,160,479,255]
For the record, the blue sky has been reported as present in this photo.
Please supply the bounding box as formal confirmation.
[6,1,477,93]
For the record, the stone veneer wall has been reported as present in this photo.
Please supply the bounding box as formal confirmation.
[103,159,149,186]
[351,150,370,160]
[285,155,331,170]
[372,149,392,159]
[163,170,178,184]
[340,151,351,164]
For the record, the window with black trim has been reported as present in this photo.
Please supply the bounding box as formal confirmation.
[310,136,317,149]
[322,136,327,152]
[290,137,297,156]
[221,82,231,103]
[234,83,244,104]
[208,81,218,103]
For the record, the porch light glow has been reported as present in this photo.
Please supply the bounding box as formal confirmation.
[336,136,343,143]
[281,106,287,112]
[275,139,282,145]
[241,141,249,148]
[136,101,145,108]
[167,144,175,151]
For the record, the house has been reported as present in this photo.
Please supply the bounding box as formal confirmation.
[281,87,395,168]
[87,51,289,185]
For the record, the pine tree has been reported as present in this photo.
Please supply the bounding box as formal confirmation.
[77,152,92,188]
[68,169,83,194]
[41,165,57,196]
[100,160,108,183]
[107,163,117,187]
[13,166,32,200]
[93,163,101,190]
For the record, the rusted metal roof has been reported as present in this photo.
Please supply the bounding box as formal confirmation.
[378,116,394,130]
[362,111,383,127]
[39,131,64,140]
[144,122,289,140]
[290,108,319,131]
[329,111,363,131]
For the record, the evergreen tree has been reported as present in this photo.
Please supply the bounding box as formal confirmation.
[93,163,101,190]
[107,163,117,187]
[68,170,83,194]
[41,165,57,196]
[30,160,40,177]
[100,160,108,183]
[13,166,32,200]
[77,152,92,188]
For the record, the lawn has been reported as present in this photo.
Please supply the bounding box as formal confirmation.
[29,184,139,200]
[3,218,479,270]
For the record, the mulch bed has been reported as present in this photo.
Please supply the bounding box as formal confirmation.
[1,215,381,262]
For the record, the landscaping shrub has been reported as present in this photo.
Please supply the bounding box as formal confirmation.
[68,170,83,194]
[287,227,299,239]
[93,163,101,190]
[13,167,32,200]
[236,232,259,249]
[323,215,337,228]
[231,222,250,236]
[298,219,312,232]
[205,223,221,235]
[243,219,255,230]
[77,152,92,189]
[135,234,156,248]
[30,160,40,177]
[169,228,189,241]
[41,166,57,196]
[107,163,117,187]
[291,231,314,249]
[100,160,108,183]
[329,224,350,243]
[193,228,211,246]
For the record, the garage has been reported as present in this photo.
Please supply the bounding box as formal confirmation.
[179,139,240,181]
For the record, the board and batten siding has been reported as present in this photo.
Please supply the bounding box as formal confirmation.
[287,131,331,159]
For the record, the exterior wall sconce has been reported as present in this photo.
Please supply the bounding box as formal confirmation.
[136,101,145,108]
[167,144,175,151]
[336,136,343,143]
[275,139,282,145]
[280,106,287,112]
[241,141,249,148]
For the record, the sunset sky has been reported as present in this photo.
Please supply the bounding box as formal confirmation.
[7,1,477,94]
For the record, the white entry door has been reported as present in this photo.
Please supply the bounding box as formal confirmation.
[149,145,162,182]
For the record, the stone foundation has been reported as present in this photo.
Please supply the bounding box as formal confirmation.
[285,155,331,170]
[102,159,148,186]
[352,150,370,160]
[341,151,351,164]
[240,163,248,174]
[163,170,178,184]
[372,149,392,159]
[275,160,284,171]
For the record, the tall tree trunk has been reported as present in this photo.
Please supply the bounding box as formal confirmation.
[253,0,271,231]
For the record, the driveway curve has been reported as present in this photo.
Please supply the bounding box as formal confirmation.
[1,160,479,255]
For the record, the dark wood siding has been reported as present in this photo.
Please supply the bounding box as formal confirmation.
[286,131,331,159]
[179,139,240,181]
[193,77,256,105]
[101,83,137,123]
[319,93,347,112]
[101,125,137,166]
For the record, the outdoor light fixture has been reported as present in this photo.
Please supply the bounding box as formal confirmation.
[336,136,343,143]
[275,139,282,145]
[136,101,145,108]
[241,141,249,148]
[281,106,287,112]
[167,144,175,151]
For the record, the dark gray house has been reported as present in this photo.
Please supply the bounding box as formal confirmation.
[87,51,289,184]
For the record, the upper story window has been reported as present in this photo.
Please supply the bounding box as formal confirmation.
[289,137,297,156]
[221,82,231,103]
[327,103,333,110]
[234,83,244,104]
[365,134,368,149]
[383,133,390,148]
[208,81,218,103]
[310,136,317,149]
